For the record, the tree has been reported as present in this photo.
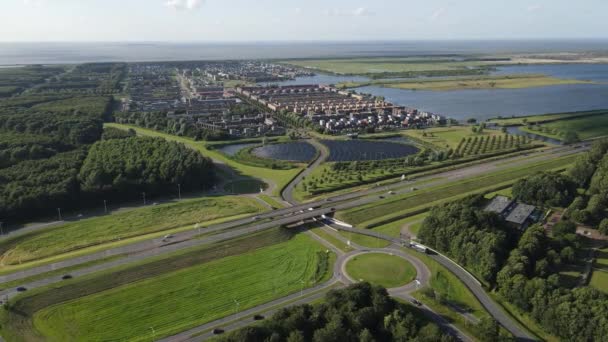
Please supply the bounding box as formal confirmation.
[599,219,608,235]
[562,130,580,145]
[512,172,577,207]
[552,220,576,238]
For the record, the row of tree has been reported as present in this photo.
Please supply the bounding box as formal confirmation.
[113,111,230,141]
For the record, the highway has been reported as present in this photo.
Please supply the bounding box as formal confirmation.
[1,143,582,286]
[0,143,587,340]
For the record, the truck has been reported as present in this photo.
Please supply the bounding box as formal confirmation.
[410,243,429,254]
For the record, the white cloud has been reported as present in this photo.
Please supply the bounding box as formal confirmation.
[430,7,445,21]
[22,0,45,6]
[165,0,205,10]
[324,7,375,17]
[527,4,542,12]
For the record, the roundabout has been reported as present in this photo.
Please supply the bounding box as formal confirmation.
[344,252,417,288]
[335,248,431,293]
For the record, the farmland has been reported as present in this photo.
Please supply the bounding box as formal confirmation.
[404,126,507,149]
[0,196,266,268]
[339,74,593,91]
[283,57,505,78]
[345,253,416,288]
[295,133,539,200]
[2,230,334,341]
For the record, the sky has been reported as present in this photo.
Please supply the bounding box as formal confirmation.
[1,0,607,42]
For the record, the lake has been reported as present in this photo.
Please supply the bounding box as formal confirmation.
[259,63,608,122]
[322,140,419,162]
[252,142,317,162]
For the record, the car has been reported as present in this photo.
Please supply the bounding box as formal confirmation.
[308,208,315,211]
[253,314,265,321]
[411,299,422,306]
[16,287,27,292]
[330,208,336,211]
[410,187,418,191]
[252,216,260,221]
[379,195,385,199]
[388,191,395,195]
[212,328,225,335]
[62,274,73,280]
[163,234,174,239]
[325,198,332,202]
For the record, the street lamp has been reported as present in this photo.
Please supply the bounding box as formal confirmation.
[178,184,181,200]
[57,208,62,221]
[300,279,305,297]
[142,192,146,206]
[233,299,240,316]
[149,327,155,341]
[103,200,108,214]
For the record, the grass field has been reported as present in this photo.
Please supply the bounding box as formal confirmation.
[340,74,593,91]
[338,154,577,226]
[345,253,416,288]
[590,248,608,293]
[371,213,429,239]
[2,230,334,341]
[284,57,501,75]
[0,196,265,267]
[310,227,353,253]
[521,111,608,141]
[488,109,608,126]
[258,194,286,209]
[105,124,302,196]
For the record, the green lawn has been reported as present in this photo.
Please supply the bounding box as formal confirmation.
[11,232,332,341]
[105,123,303,196]
[521,111,608,141]
[371,213,429,238]
[590,248,608,293]
[0,196,265,267]
[345,253,416,288]
[338,154,577,226]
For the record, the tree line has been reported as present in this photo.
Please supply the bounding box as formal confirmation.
[219,282,456,342]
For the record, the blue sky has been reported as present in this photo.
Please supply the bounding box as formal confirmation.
[1,0,607,41]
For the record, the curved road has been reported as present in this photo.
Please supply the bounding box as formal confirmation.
[281,139,329,204]
[327,221,535,341]
[0,144,585,340]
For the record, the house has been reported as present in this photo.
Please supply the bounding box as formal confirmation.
[484,195,514,215]
[484,195,539,230]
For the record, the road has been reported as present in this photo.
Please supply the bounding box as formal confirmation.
[281,139,329,204]
[0,144,586,340]
[325,221,536,341]
[162,225,472,342]
[1,144,585,286]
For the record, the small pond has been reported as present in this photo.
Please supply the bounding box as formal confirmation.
[252,142,317,162]
[322,140,419,162]
[216,143,258,156]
